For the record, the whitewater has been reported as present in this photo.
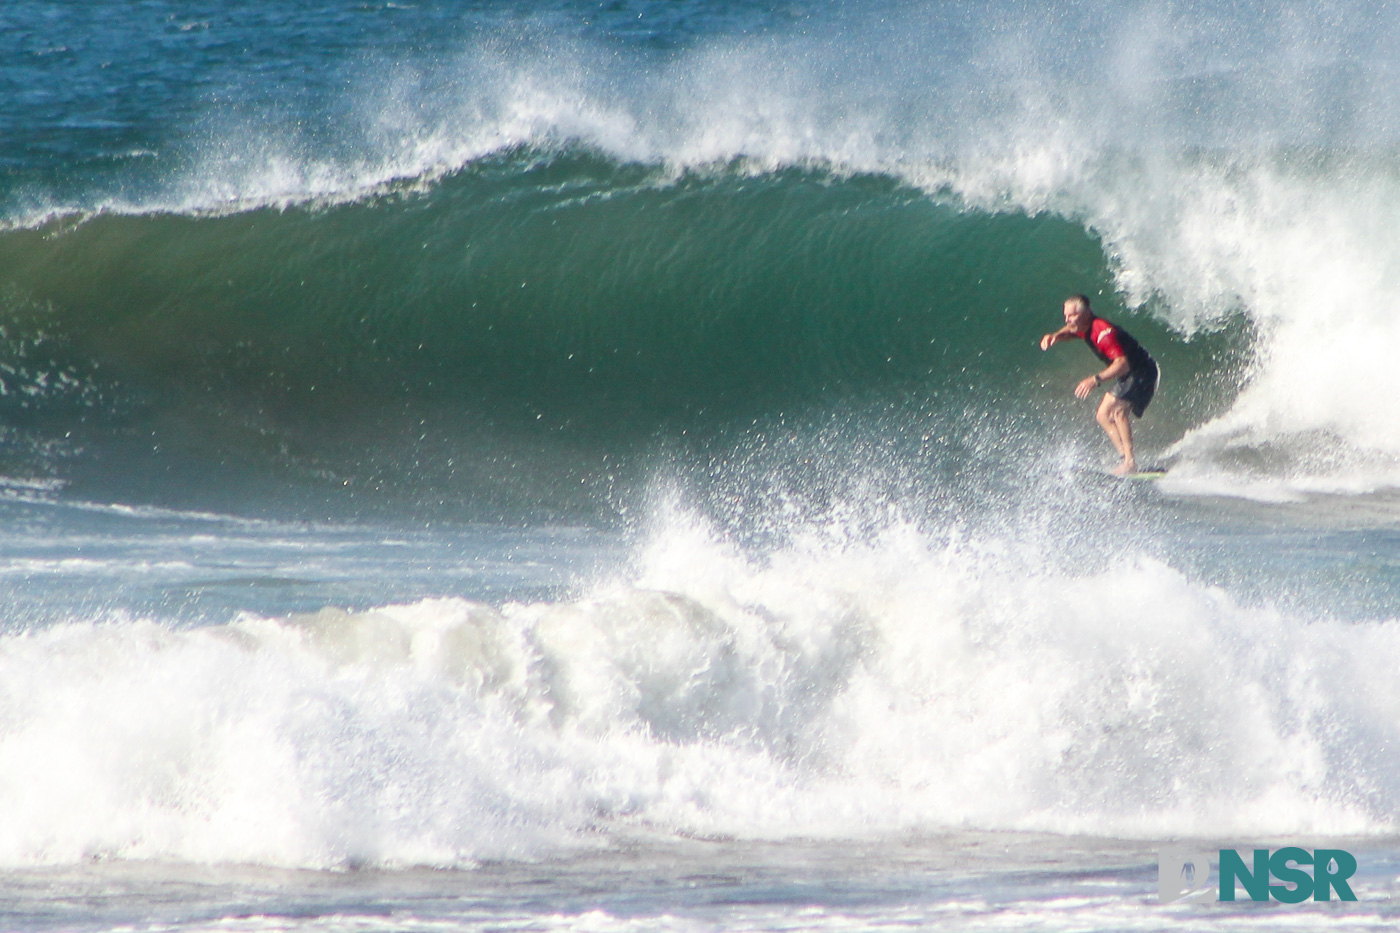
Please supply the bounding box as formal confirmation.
[4,0,1400,930]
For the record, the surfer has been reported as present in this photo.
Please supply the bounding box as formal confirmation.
[1039,294,1159,475]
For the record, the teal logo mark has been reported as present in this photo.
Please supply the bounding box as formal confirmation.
[1219,848,1357,902]
[1159,848,1358,903]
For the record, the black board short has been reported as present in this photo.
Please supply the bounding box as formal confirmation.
[1109,360,1159,417]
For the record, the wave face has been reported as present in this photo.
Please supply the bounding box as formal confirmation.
[5,1,1400,511]
[0,155,1121,415]
[3,156,1267,524]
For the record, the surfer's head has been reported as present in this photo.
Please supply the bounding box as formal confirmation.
[1062,294,1093,333]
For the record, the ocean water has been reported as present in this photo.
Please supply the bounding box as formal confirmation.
[4,0,1400,929]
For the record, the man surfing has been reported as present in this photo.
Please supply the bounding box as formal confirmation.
[1039,294,1159,475]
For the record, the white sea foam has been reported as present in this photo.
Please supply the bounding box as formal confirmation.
[1,511,1396,869]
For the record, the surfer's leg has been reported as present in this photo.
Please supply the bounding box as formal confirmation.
[1096,394,1136,474]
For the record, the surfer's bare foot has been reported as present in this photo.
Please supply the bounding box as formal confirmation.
[1111,460,1136,476]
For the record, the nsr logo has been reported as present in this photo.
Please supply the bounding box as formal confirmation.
[1159,848,1358,903]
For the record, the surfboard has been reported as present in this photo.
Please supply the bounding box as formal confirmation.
[1073,467,1168,482]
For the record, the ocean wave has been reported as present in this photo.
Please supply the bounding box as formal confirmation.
[7,1,1400,504]
[0,149,1259,519]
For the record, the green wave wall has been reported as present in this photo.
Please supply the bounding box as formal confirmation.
[0,150,1250,517]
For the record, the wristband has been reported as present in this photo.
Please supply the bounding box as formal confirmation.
[1093,374,1102,386]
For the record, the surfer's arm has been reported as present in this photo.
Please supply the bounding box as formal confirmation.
[1074,356,1129,399]
[1039,326,1080,351]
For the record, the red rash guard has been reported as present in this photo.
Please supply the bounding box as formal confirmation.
[1083,317,1152,371]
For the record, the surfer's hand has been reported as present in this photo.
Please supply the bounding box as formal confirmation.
[1074,376,1098,399]
[1039,333,1054,351]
